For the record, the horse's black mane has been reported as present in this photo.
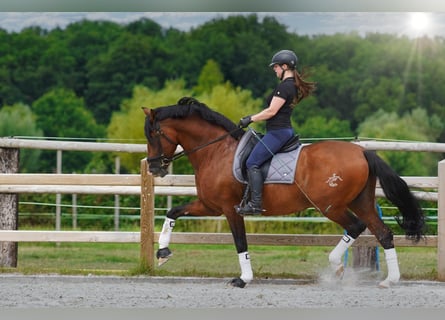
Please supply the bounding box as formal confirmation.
[153,97,244,140]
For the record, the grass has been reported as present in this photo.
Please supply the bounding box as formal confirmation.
[0,242,438,281]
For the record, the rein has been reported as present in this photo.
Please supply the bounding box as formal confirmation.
[150,121,243,164]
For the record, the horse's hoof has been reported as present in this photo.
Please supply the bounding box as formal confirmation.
[156,247,172,266]
[228,277,247,288]
[378,279,395,289]
[335,265,345,279]
[158,257,170,266]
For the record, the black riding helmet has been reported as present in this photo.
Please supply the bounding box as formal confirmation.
[269,50,298,69]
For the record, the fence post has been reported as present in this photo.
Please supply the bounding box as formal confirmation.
[140,158,155,273]
[352,228,377,270]
[55,150,62,231]
[349,203,381,271]
[438,160,445,281]
[114,156,120,231]
[0,148,19,267]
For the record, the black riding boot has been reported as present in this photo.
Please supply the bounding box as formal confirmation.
[236,166,265,216]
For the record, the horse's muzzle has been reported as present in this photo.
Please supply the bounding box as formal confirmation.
[149,167,169,177]
[146,158,169,177]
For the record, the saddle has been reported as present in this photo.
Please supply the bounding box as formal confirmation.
[232,128,303,184]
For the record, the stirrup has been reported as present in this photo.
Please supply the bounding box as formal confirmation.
[234,202,265,216]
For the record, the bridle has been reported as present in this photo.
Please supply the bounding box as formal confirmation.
[146,117,242,176]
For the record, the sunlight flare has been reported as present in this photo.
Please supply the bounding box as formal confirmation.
[409,12,432,35]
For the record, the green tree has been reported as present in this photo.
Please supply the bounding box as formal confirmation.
[85,32,170,124]
[6,27,50,105]
[354,77,405,124]
[357,108,443,175]
[32,88,105,172]
[198,82,261,124]
[39,41,76,89]
[0,28,21,106]
[193,59,225,95]
[107,80,190,172]
[60,20,123,98]
[124,18,163,36]
[108,79,261,172]
[295,116,353,141]
[0,103,43,172]
[187,14,291,97]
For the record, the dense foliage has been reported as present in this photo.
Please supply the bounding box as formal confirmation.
[1,15,444,148]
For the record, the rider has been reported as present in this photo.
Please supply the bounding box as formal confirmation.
[235,49,316,215]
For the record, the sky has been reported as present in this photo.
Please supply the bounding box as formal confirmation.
[1,12,445,39]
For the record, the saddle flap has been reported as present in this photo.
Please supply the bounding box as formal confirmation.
[232,128,303,184]
[281,134,300,152]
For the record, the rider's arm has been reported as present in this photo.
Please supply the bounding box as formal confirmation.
[251,96,285,122]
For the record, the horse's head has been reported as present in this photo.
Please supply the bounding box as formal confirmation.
[142,107,178,177]
[143,97,244,177]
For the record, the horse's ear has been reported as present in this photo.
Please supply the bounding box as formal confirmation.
[141,107,153,118]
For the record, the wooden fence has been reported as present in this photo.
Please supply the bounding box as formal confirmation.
[0,138,444,280]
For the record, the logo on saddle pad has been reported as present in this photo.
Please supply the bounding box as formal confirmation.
[232,129,303,184]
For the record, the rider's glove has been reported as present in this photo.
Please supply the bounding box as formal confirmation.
[238,115,253,128]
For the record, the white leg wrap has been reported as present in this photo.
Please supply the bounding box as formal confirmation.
[329,234,355,273]
[238,252,253,284]
[158,218,175,249]
[379,248,400,288]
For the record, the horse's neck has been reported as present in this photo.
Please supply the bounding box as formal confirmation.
[177,121,227,149]
[177,122,236,166]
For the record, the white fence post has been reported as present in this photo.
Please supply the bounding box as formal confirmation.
[55,150,62,231]
[438,160,445,281]
[114,156,120,231]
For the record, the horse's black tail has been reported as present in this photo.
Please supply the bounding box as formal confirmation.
[363,150,425,242]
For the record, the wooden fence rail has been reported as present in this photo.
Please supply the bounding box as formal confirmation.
[0,173,196,195]
[0,173,436,198]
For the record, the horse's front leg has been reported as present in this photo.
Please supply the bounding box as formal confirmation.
[225,211,252,288]
[157,214,177,266]
[157,204,189,265]
[157,200,216,266]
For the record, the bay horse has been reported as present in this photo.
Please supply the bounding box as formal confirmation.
[142,97,424,288]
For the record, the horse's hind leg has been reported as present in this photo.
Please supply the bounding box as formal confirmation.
[362,216,399,288]
[325,209,367,277]
[349,199,400,288]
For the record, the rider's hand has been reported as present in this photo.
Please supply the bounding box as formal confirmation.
[238,115,253,128]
